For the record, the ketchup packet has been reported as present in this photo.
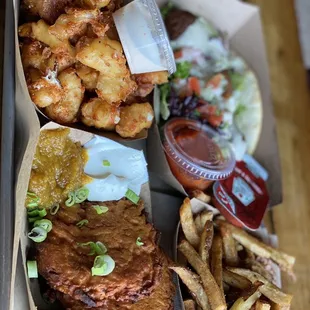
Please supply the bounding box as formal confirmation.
[212,155,269,230]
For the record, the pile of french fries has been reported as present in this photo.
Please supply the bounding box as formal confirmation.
[171,198,296,310]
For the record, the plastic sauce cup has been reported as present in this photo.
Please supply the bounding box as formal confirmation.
[113,0,176,74]
[163,118,236,191]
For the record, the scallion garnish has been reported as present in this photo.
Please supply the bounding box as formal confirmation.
[65,192,76,207]
[95,241,107,255]
[28,227,47,243]
[125,189,140,204]
[75,188,89,203]
[27,260,38,278]
[28,216,43,223]
[26,192,40,208]
[65,188,89,206]
[91,255,115,276]
[102,160,111,167]
[34,219,53,233]
[27,208,47,218]
[77,241,107,255]
[78,241,97,255]
[93,205,109,215]
[76,219,89,228]
[136,237,144,247]
[50,204,59,215]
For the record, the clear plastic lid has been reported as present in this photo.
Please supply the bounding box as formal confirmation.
[163,118,236,180]
[113,0,176,74]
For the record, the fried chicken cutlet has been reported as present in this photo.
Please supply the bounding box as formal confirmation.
[36,199,174,309]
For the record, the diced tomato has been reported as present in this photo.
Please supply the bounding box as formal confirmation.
[174,49,183,59]
[222,71,233,99]
[196,104,217,117]
[206,73,225,89]
[188,77,201,95]
[207,114,223,127]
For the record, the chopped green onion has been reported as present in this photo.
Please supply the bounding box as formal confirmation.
[66,188,89,206]
[91,255,115,276]
[95,242,107,255]
[28,227,47,243]
[136,237,144,247]
[77,241,107,255]
[27,192,40,207]
[65,192,76,207]
[27,208,47,218]
[76,219,89,228]
[102,160,111,167]
[50,204,59,215]
[28,216,43,223]
[27,260,38,278]
[75,188,89,203]
[34,219,53,233]
[93,205,109,215]
[77,241,97,255]
[125,189,140,204]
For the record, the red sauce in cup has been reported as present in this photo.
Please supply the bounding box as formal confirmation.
[163,118,235,191]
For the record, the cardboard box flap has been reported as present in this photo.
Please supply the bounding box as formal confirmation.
[230,13,282,206]
[157,0,258,38]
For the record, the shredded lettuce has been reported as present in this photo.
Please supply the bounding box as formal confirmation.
[159,84,171,121]
[160,2,174,19]
[172,61,191,79]
[229,71,244,90]
[235,104,246,117]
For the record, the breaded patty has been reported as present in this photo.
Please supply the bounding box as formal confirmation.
[36,199,174,308]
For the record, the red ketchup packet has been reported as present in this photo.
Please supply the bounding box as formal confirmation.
[212,155,269,230]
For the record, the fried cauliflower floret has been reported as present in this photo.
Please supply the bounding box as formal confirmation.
[96,73,137,104]
[45,68,85,123]
[132,71,169,97]
[116,103,154,138]
[22,0,72,24]
[76,37,127,76]
[21,40,74,74]
[19,20,75,57]
[48,8,99,41]
[75,62,99,90]
[21,40,52,72]
[81,98,120,130]
[27,68,64,108]
[79,0,111,9]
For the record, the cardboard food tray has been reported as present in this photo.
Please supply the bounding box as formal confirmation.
[12,120,152,310]
[148,0,282,207]
[13,0,148,142]
[174,198,281,310]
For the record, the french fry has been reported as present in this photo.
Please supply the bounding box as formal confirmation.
[180,198,200,248]
[170,267,211,310]
[178,240,227,310]
[227,268,292,306]
[192,190,211,204]
[199,220,214,263]
[230,290,261,310]
[216,220,295,272]
[255,300,271,310]
[219,225,239,266]
[210,235,224,300]
[184,299,197,310]
[245,259,274,283]
[223,269,251,290]
[195,210,213,236]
